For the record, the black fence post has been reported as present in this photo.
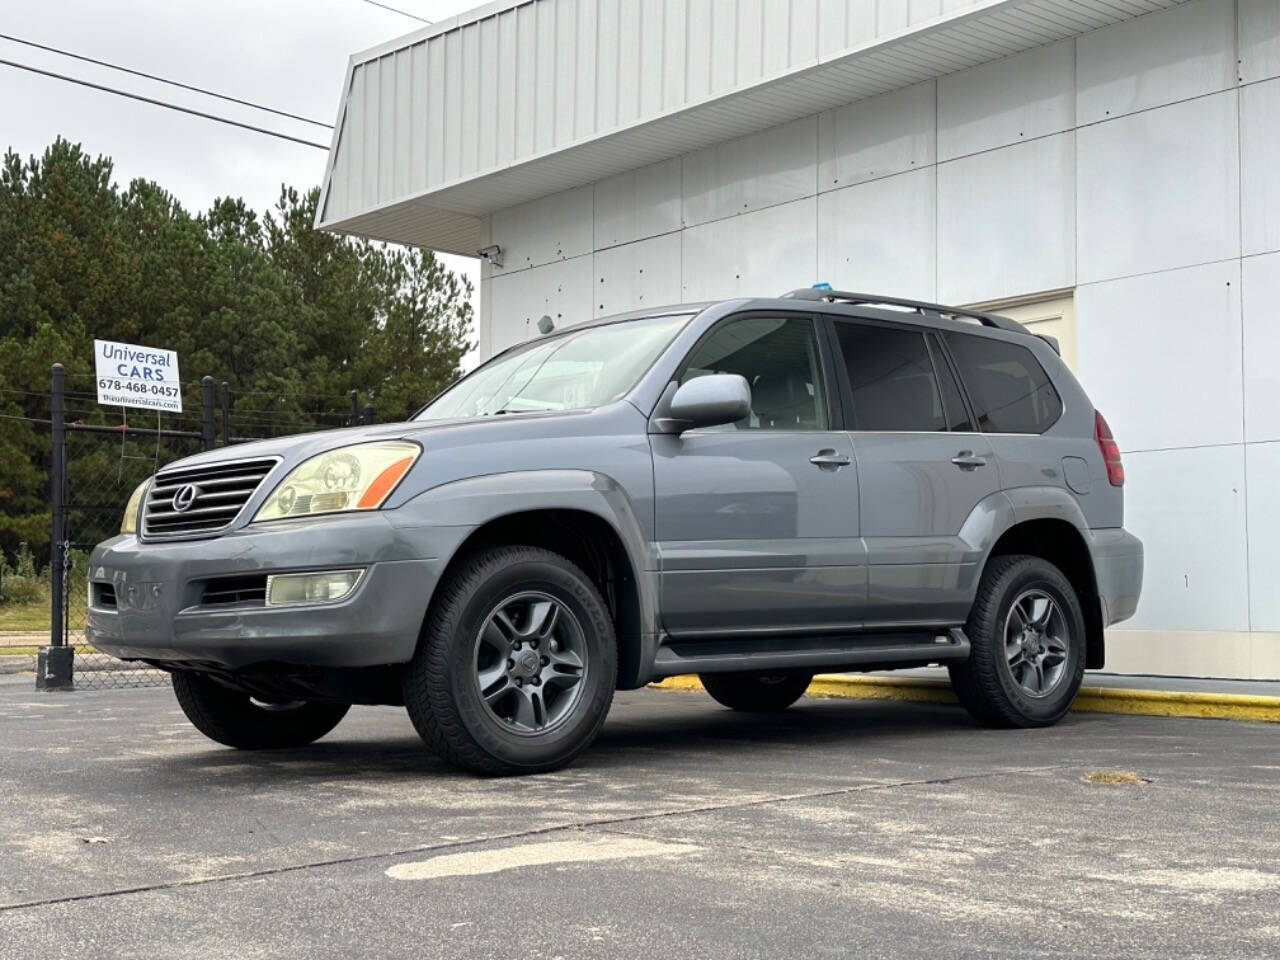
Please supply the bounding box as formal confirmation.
[37,363,73,690]
[200,376,216,451]
[220,381,231,446]
[363,403,375,426]
[349,390,359,427]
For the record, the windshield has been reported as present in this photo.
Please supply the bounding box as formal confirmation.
[416,314,691,422]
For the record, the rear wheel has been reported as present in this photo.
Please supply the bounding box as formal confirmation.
[949,554,1086,728]
[699,671,813,712]
[171,672,349,749]
[402,546,617,775]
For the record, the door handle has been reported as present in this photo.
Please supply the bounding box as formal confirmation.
[810,449,851,469]
[951,450,988,470]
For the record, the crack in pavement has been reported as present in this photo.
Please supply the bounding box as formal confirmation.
[0,763,1068,914]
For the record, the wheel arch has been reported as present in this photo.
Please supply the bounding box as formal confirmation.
[983,517,1104,670]
[406,471,658,689]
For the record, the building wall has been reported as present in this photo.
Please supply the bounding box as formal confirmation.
[480,0,1280,679]
[320,0,1000,227]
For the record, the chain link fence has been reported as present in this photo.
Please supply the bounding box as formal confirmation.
[2,368,377,690]
[63,420,207,688]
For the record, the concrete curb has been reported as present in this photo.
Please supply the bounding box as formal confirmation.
[653,674,1280,724]
[0,655,34,676]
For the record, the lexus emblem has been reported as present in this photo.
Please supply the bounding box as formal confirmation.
[172,484,201,513]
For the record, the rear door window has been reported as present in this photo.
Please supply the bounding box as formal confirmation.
[943,332,1063,434]
[833,321,945,432]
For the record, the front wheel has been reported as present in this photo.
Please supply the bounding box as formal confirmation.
[949,554,1086,728]
[699,671,813,712]
[402,546,617,775]
[171,672,349,749]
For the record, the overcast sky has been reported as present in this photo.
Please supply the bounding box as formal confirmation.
[1,0,481,360]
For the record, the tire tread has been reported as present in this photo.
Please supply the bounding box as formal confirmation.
[402,546,615,775]
[699,671,813,712]
[171,672,349,749]
[949,554,1084,729]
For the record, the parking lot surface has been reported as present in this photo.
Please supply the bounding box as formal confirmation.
[1,678,1277,959]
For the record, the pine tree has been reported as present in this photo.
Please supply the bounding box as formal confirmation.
[0,138,474,562]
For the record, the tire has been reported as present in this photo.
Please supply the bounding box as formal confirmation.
[402,546,617,775]
[171,672,349,749]
[699,671,813,712]
[949,554,1086,728]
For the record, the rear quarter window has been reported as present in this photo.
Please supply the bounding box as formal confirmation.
[944,332,1063,434]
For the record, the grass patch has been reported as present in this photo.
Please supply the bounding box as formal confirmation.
[0,599,84,632]
[1082,770,1152,786]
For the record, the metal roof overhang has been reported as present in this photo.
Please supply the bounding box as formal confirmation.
[317,0,1184,255]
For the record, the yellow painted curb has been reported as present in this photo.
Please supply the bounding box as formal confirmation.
[652,674,1280,723]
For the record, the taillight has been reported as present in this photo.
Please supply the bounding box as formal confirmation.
[1095,411,1124,486]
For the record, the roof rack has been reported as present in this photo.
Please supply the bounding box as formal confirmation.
[781,288,1028,336]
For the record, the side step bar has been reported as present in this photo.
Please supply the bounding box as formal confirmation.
[651,628,970,677]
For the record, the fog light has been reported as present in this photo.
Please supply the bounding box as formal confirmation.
[265,569,364,606]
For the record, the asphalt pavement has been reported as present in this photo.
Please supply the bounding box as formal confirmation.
[1,678,1277,959]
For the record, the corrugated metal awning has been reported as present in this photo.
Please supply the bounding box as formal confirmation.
[317,0,1185,255]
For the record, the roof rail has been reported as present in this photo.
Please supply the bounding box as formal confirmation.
[781,288,1028,336]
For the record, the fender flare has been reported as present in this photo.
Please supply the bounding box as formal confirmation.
[960,486,1095,569]
[961,485,1105,666]
[401,469,660,684]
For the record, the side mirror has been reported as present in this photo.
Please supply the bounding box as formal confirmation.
[663,374,751,433]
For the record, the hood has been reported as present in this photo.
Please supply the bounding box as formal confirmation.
[160,408,598,474]
[168,421,418,470]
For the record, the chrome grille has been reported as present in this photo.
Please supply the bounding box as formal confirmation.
[142,457,279,539]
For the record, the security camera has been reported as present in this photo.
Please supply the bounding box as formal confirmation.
[475,244,503,268]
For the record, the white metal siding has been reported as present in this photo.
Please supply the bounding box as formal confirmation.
[1241,77,1280,257]
[317,0,1189,248]
[1243,252,1280,446]
[816,166,937,300]
[1076,91,1240,284]
[937,131,1076,304]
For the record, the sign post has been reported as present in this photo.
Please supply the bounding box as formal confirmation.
[36,363,73,691]
[93,339,183,413]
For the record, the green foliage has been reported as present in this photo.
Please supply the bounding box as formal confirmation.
[0,542,45,605]
[0,139,474,564]
[66,546,88,609]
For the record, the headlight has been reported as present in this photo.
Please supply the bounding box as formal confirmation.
[253,441,420,522]
[121,479,150,534]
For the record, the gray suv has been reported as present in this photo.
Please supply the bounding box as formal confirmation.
[88,289,1143,774]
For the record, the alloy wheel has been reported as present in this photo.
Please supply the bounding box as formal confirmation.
[472,590,588,735]
[1002,588,1070,698]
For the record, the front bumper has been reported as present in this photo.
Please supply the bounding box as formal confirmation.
[1089,528,1144,626]
[86,512,472,669]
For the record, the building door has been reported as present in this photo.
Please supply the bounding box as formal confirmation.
[826,317,1000,628]
[968,292,1077,370]
[652,314,863,638]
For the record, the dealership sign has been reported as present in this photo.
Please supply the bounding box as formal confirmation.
[94,339,183,413]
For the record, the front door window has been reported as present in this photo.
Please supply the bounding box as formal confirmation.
[682,316,828,431]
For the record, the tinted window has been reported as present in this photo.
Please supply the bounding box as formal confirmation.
[928,334,973,432]
[944,332,1063,434]
[834,322,945,432]
[682,316,828,430]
